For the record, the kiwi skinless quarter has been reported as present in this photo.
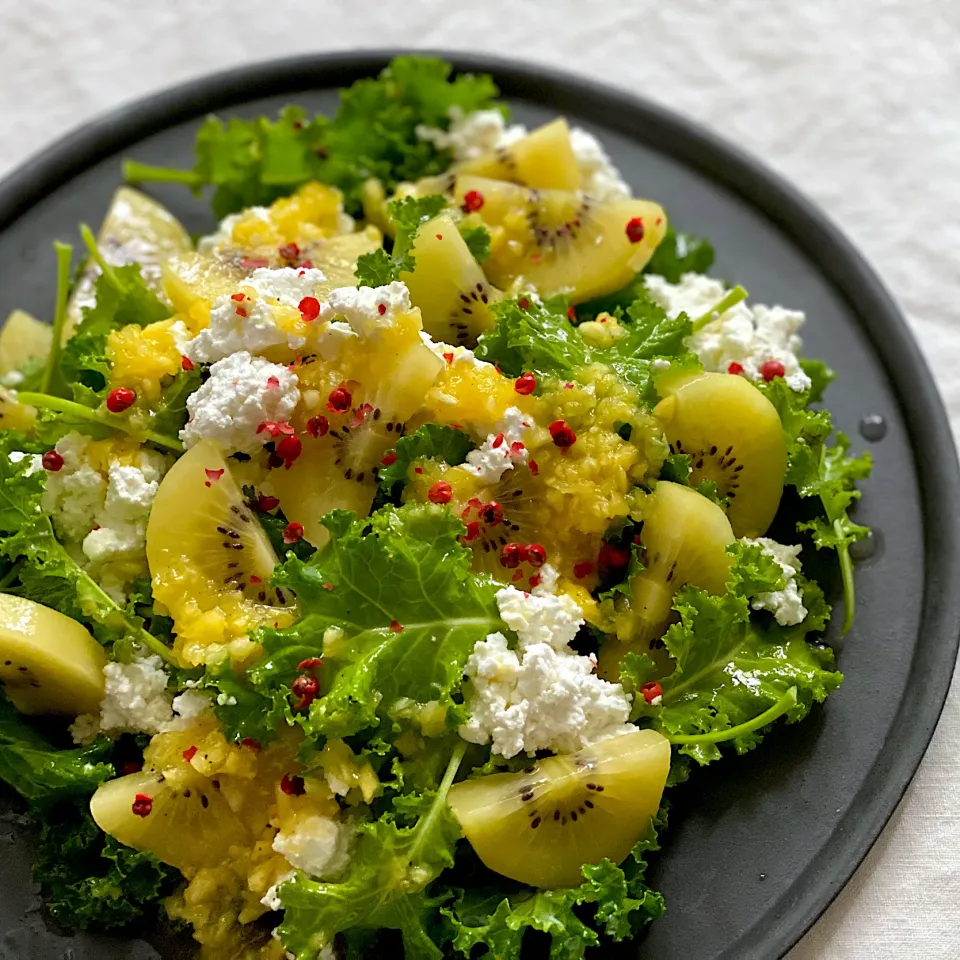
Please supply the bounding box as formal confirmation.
[146,439,290,607]
[400,212,501,347]
[453,175,667,304]
[448,728,671,889]
[0,593,106,716]
[598,481,734,683]
[68,186,191,339]
[654,370,788,537]
[273,332,443,548]
[456,118,583,190]
[91,765,249,872]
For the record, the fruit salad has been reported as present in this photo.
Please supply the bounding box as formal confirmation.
[0,57,871,960]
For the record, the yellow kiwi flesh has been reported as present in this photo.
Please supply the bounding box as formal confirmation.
[448,728,670,889]
[454,176,666,303]
[399,213,500,346]
[275,321,444,549]
[457,118,582,190]
[654,371,787,537]
[0,594,106,716]
[91,766,249,872]
[67,187,191,338]
[0,310,52,376]
[146,440,289,611]
[600,481,734,681]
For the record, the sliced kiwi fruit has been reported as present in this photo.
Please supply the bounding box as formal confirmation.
[453,175,667,303]
[456,118,582,190]
[0,594,106,716]
[0,310,52,376]
[0,387,37,433]
[67,187,191,338]
[448,728,670,889]
[90,765,249,872]
[599,481,733,681]
[654,371,787,537]
[146,440,291,609]
[275,330,444,549]
[400,213,500,346]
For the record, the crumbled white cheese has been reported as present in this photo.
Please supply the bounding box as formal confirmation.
[645,272,811,392]
[416,109,631,200]
[273,817,351,879]
[181,351,300,455]
[419,331,495,372]
[164,690,213,730]
[183,294,305,364]
[82,457,167,565]
[318,282,411,338]
[464,407,533,483]
[460,586,633,757]
[71,654,172,743]
[39,433,106,542]
[1,370,24,388]
[570,127,631,201]
[196,207,271,254]
[416,106,526,162]
[260,872,295,912]
[244,266,327,308]
[744,537,808,626]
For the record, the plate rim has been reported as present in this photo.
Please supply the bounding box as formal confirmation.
[0,49,957,960]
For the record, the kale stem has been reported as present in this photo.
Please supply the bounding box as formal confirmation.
[836,523,857,635]
[666,686,798,745]
[77,566,177,665]
[122,160,202,187]
[692,284,749,333]
[408,741,466,862]
[78,224,125,295]
[39,243,73,394]
[0,559,23,591]
[17,392,183,453]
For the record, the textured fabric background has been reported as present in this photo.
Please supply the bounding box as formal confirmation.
[1,1,958,957]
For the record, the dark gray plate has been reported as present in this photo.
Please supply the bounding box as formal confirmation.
[0,51,957,960]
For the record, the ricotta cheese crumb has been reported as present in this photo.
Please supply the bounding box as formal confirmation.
[183,294,305,364]
[744,537,808,626]
[464,406,533,483]
[416,106,526,161]
[244,266,327,307]
[645,272,811,392]
[460,585,633,757]
[570,127,631,201]
[71,654,172,743]
[416,108,631,200]
[272,817,351,879]
[180,351,300,455]
[318,281,412,338]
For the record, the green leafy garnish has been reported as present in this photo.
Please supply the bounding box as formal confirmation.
[0,433,175,662]
[355,194,447,286]
[277,743,467,959]
[630,542,841,765]
[762,378,872,632]
[458,223,491,263]
[258,505,500,743]
[125,57,499,218]
[476,292,697,405]
[0,699,113,808]
[38,242,73,394]
[376,424,474,505]
[33,800,177,931]
[643,226,716,282]
[441,809,666,959]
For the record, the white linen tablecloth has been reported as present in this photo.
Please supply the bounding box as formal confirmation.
[0,2,957,957]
